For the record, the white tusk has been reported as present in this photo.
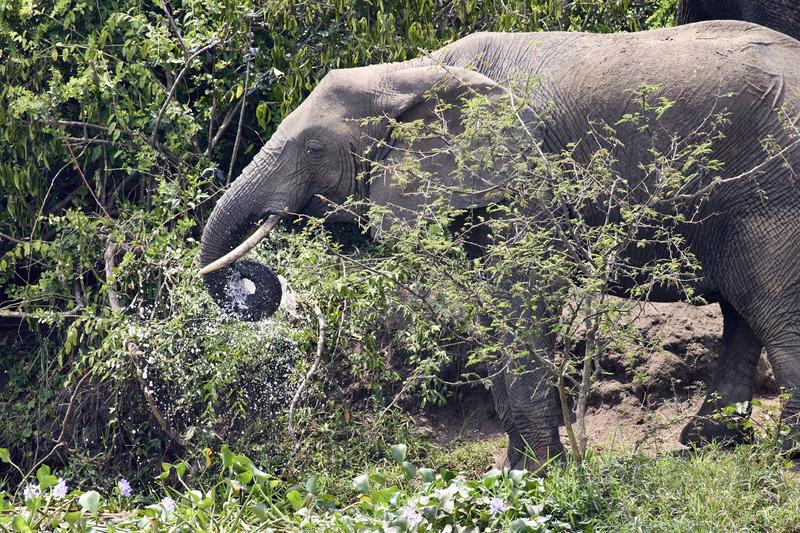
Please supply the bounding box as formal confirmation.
[198,214,282,276]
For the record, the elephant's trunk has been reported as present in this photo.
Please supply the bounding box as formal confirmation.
[199,145,291,321]
[199,214,281,276]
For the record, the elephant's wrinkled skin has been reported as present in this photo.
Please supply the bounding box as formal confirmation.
[200,22,800,469]
[677,0,800,40]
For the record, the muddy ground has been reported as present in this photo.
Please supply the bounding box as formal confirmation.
[425,301,780,459]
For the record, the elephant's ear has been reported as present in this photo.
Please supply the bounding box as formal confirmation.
[366,65,544,237]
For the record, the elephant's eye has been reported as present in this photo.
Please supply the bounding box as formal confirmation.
[305,139,324,158]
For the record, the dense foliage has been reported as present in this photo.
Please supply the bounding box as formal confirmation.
[1,0,680,497]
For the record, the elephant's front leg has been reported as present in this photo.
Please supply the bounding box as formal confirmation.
[503,352,566,470]
[762,331,800,454]
[680,301,761,446]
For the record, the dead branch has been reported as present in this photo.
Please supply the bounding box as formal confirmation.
[104,243,123,311]
[160,0,189,59]
[226,50,252,184]
[204,72,268,157]
[130,344,193,450]
[288,304,326,451]
[0,282,84,320]
[0,230,26,244]
[44,120,108,131]
[64,136,111,145]
[64,140,110,218]
[13,371,92,499]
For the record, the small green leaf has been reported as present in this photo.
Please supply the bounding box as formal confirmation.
[251,502,269,521]
[0,493,10,512]
[305,474,319,495]
[220,445,234,468]
[78,491,101,514]
[36,466,58,490]
[0,448,10,463]
[402,461,417,480]
[11,514,32,532]
[390,444,407,463]
[238,469,253,485]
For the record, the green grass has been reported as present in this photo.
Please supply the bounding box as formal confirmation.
[582,446,800,531]
[427,438,800,531]
[427,435,507,478]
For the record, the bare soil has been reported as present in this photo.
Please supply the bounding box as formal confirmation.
[425,301,780,458]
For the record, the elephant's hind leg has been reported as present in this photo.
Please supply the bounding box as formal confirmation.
[505,356,565,470]
[761,330,800,454]
[680,301,761,446]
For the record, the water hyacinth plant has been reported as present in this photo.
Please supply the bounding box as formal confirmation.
[0,443,572,531]
[117,479,133,499]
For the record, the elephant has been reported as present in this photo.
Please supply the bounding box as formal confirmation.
[677,0,800,41]
[199,21,800,469]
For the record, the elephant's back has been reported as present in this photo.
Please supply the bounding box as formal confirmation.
[439,22,800,181]
[440,22,800,112]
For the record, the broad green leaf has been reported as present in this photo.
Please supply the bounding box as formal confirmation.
[419,468,436,482]
[11,515,32,532]
[286,489,303,511]
[36,465,58,490]
[305,474,319,495]
[402,461,417,480]
[220,445,234,468]
[251,502,269,521]
[352,474,369,494]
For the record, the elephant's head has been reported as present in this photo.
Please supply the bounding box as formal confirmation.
[199,63,540,320]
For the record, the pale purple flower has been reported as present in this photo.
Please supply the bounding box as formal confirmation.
[23,483,41,501]
[52,478,68,498]
[489,497,507,515]
[161,496,176,515]
[118,479,132,498]
[403,506,423,527]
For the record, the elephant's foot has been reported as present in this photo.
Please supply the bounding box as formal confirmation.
[778,414,800,456]
[679,416,752,447]
[502,437,565,473]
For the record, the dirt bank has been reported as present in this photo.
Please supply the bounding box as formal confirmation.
[425,301,779,456]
